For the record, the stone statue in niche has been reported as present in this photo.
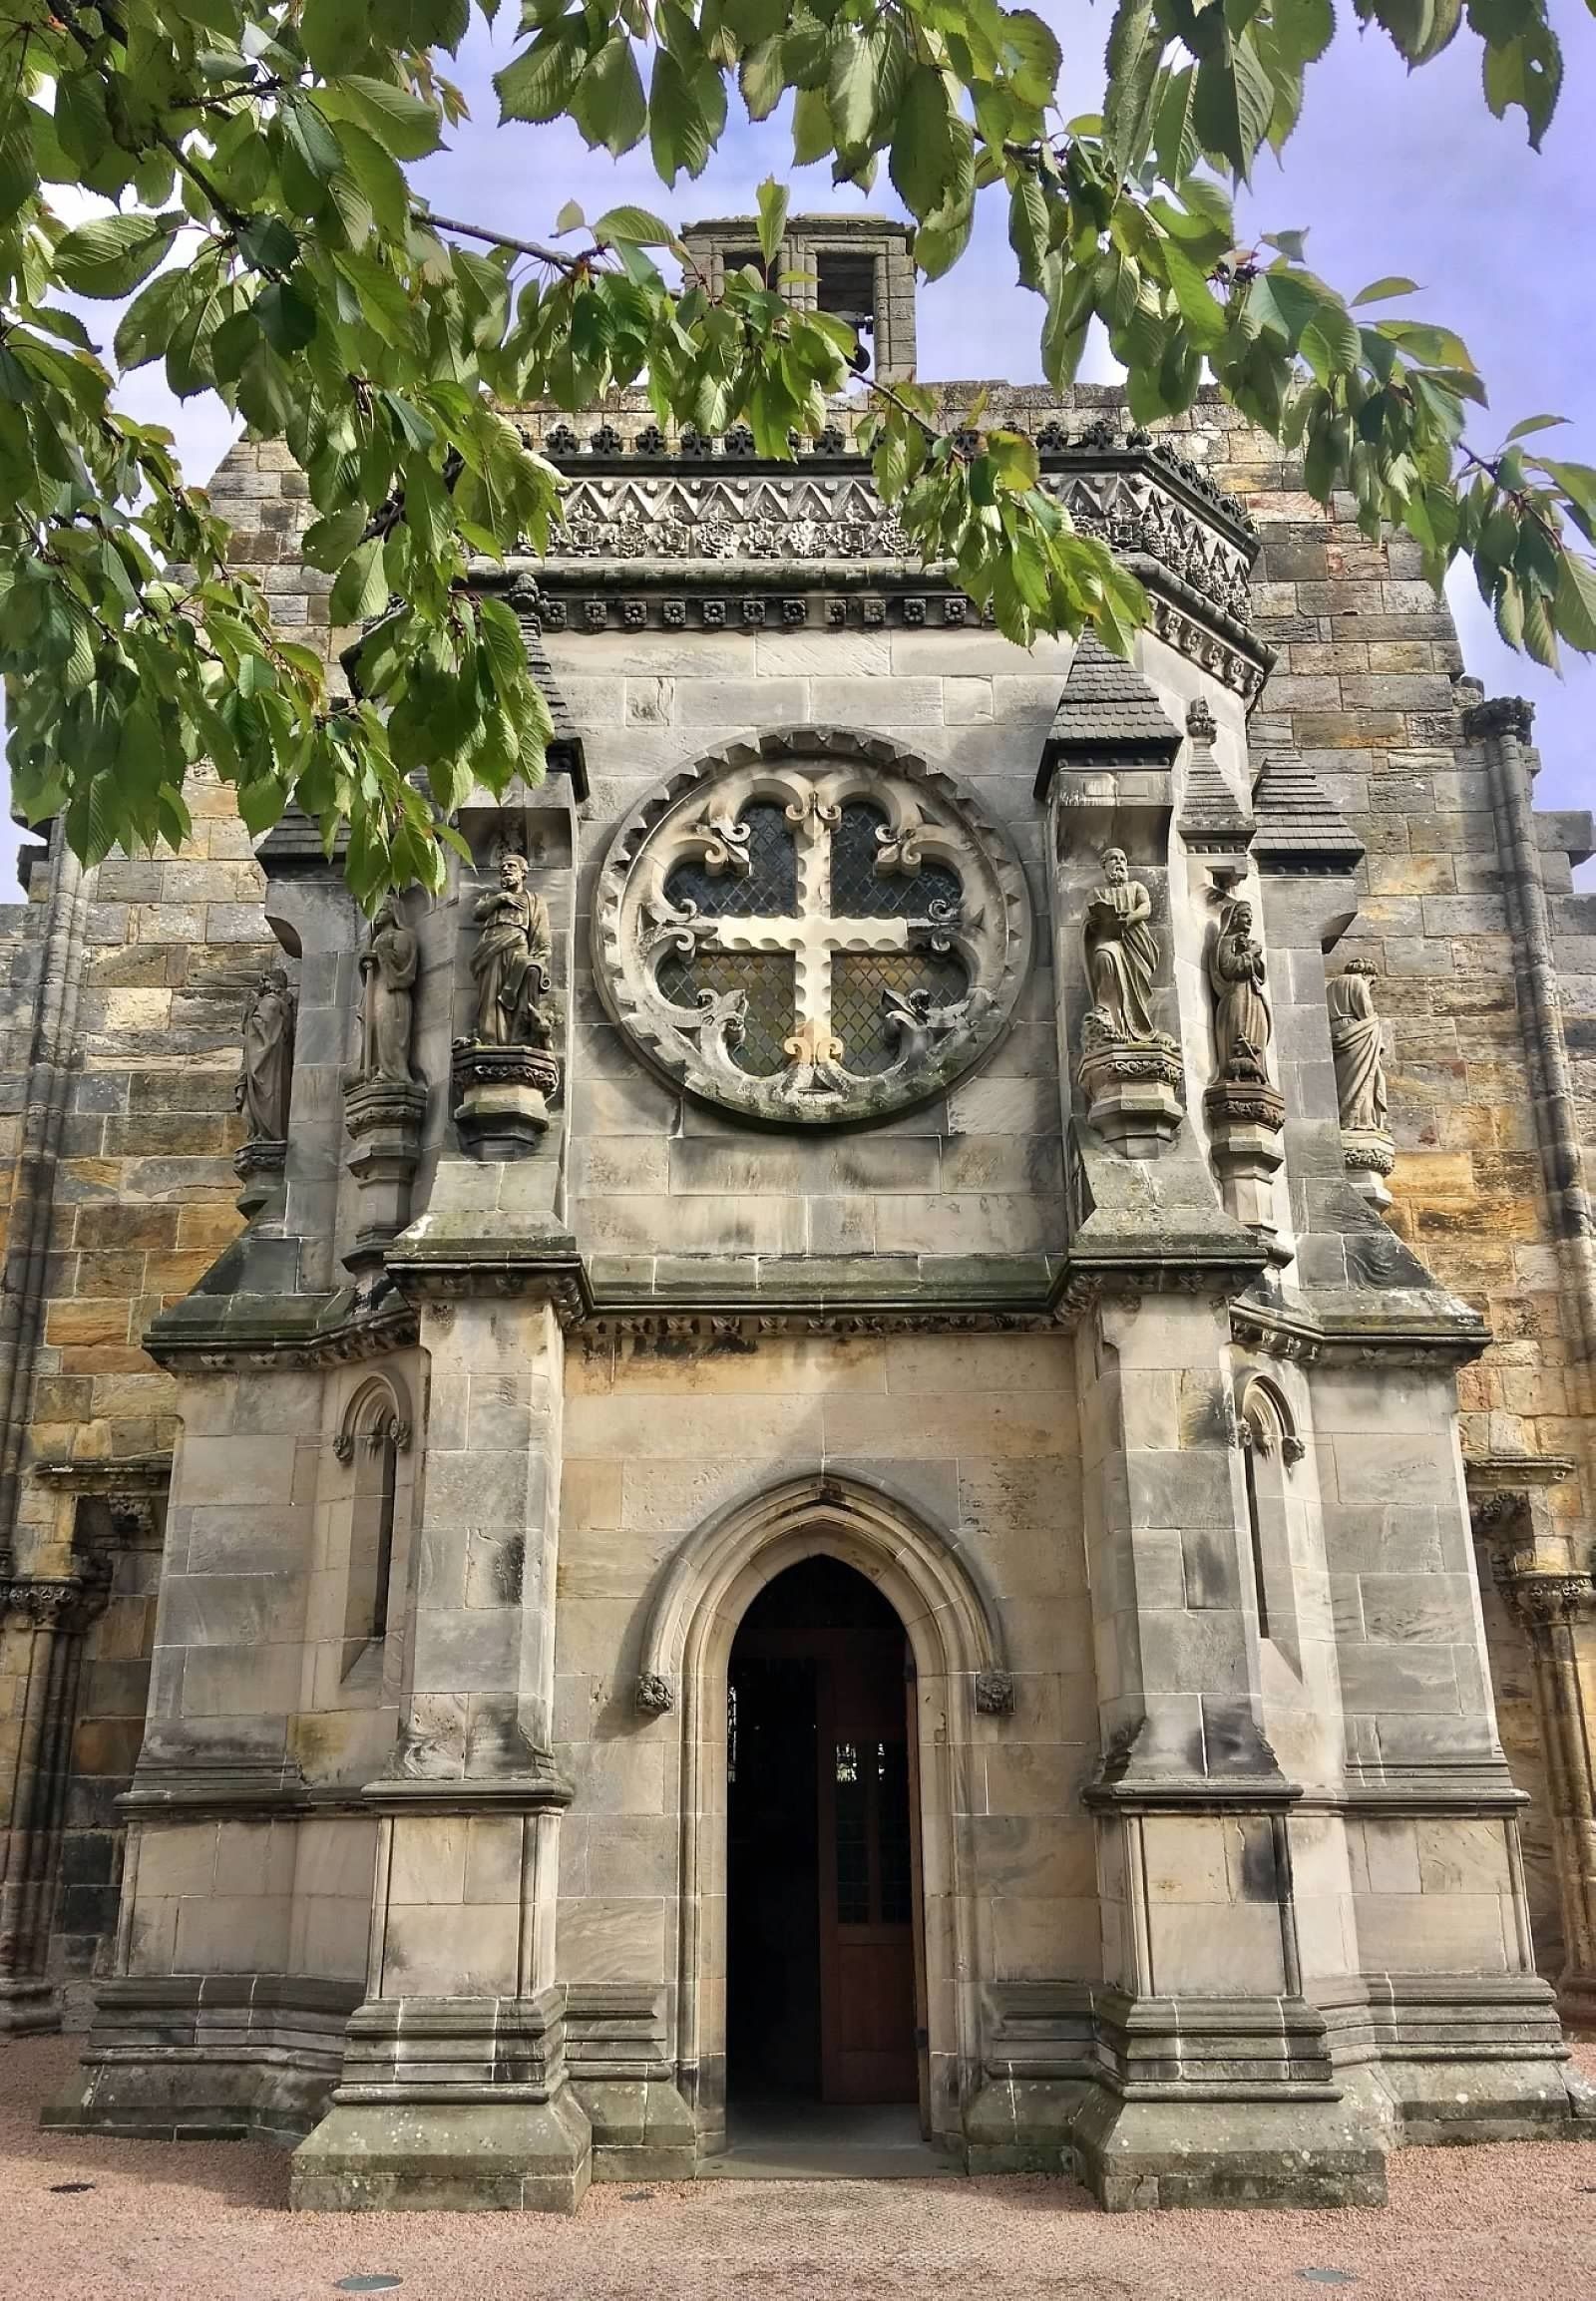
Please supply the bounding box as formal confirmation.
[1328,958,1396,1212]
[469,851,553,1048]
[1082,846,1159,1042]
[236,966,295,1140]
[1207,896,1273,1084]
[1074,849,1183,1159]
[343,897,427,1274]
[1328,959,1388,1132]
[1202,892,1284,1241]
[354,896,420,1085]
[453,849,561,1157]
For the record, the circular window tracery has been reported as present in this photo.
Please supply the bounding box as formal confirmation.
[593,728,1032,1126]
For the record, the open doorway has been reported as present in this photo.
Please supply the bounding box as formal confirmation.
[726,1556,924,2121]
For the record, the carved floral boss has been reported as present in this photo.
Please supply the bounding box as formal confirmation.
[595,734,1031,1125]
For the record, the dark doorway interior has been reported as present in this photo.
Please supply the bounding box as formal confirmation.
[727,1556,922,2113]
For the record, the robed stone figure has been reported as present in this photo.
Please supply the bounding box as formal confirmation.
[356,897,419,1084]
[237,967,295,1140]
[1208,897,1272,1082]
[470,852,552,1046]
[1328,959,1389,1132]
[1082,847,1159,1042]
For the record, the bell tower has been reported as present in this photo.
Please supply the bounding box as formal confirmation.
[680,212,917,381]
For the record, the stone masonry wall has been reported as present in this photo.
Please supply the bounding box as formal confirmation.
[1,396,1592,2003]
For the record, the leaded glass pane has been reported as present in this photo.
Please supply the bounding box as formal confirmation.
[654,948,795,1077]
[662,800,797,918]
[832,950,970,1075]
[829,802,961,918]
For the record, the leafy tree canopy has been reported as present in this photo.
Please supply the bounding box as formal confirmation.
[2,0,1593,901]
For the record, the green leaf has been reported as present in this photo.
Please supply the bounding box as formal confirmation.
[1352,275,1420,306]
[330,536,391,626]
[649,47,716,182]
[237,215,299,273]
[54,212,181,300]
[114,268,194,370]
[573,37,647,156]
[593,204,673,246]
[300,0,372,75]
[323,73,444,160]
[1275,0,1335,69]
[756,177,788,269]
[1481,17,1563,150]
[497,20,590,124]
[890,69,953,218]
[1104,0,1164,176]
[1553,551,1596,651]
[1505,413,1567,444]
[827,26,877,149]
[257,281,318,355]
[1193,32,1275,181]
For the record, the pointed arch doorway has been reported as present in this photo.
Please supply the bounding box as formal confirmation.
[726,1555,925,2116]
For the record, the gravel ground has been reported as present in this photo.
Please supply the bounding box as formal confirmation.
[3,2037,1594,2301]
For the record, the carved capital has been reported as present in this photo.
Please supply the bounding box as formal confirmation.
[1493,1558,1596,1629]
[0,1573,107,1633]
[1462,695,1535,744]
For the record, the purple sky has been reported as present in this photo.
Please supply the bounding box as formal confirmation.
[5,9,1592,888]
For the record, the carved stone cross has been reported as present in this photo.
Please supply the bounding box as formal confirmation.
[704,794,944,1065]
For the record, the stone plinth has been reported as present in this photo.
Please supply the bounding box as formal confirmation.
[450,1041,560,1159]
[232,1137,286,1223]
[343,1075,427,1266]
[1204,1077,1285,1237]
[1077,1026,1185,1159]
[1341,1124,1396,1213]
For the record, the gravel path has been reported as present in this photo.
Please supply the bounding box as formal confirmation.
[4,2037,1594,2301]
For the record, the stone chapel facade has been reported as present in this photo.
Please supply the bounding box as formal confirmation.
[1,217,1594,2211]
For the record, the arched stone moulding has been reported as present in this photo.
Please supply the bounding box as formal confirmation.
[331,1368,414,1465]
[592,727,1033,1127]
[1237,1370,1305,1468]
[634,1470,1011,2152]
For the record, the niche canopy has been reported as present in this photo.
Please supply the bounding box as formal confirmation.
[593,729,1032,1127]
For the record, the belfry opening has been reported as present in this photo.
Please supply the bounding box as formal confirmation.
[726,1557,924,2123]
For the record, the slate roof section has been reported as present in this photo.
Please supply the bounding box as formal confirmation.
[519,608,589,800]
[1034,631,1181,797]
[1250,751,1365,872]
[1177,706,1252,855]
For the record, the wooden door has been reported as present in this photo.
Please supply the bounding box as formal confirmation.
[816,1639,919,2104]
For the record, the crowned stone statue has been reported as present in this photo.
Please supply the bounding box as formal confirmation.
[236,966,295,1141]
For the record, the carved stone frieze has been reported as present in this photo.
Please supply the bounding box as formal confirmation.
[594,727,1031,1128]
[534,455,1254,617]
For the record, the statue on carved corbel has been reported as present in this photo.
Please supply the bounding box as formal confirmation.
[1328,959,1396,1212]
[1075,848,1185,1158]
[233,965,295,1220]
[452,849,561,1156]
[1203,891,1285,1238]
[343,897,428,1270]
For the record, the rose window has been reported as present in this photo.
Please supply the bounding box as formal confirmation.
[594,729,1031,1125]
